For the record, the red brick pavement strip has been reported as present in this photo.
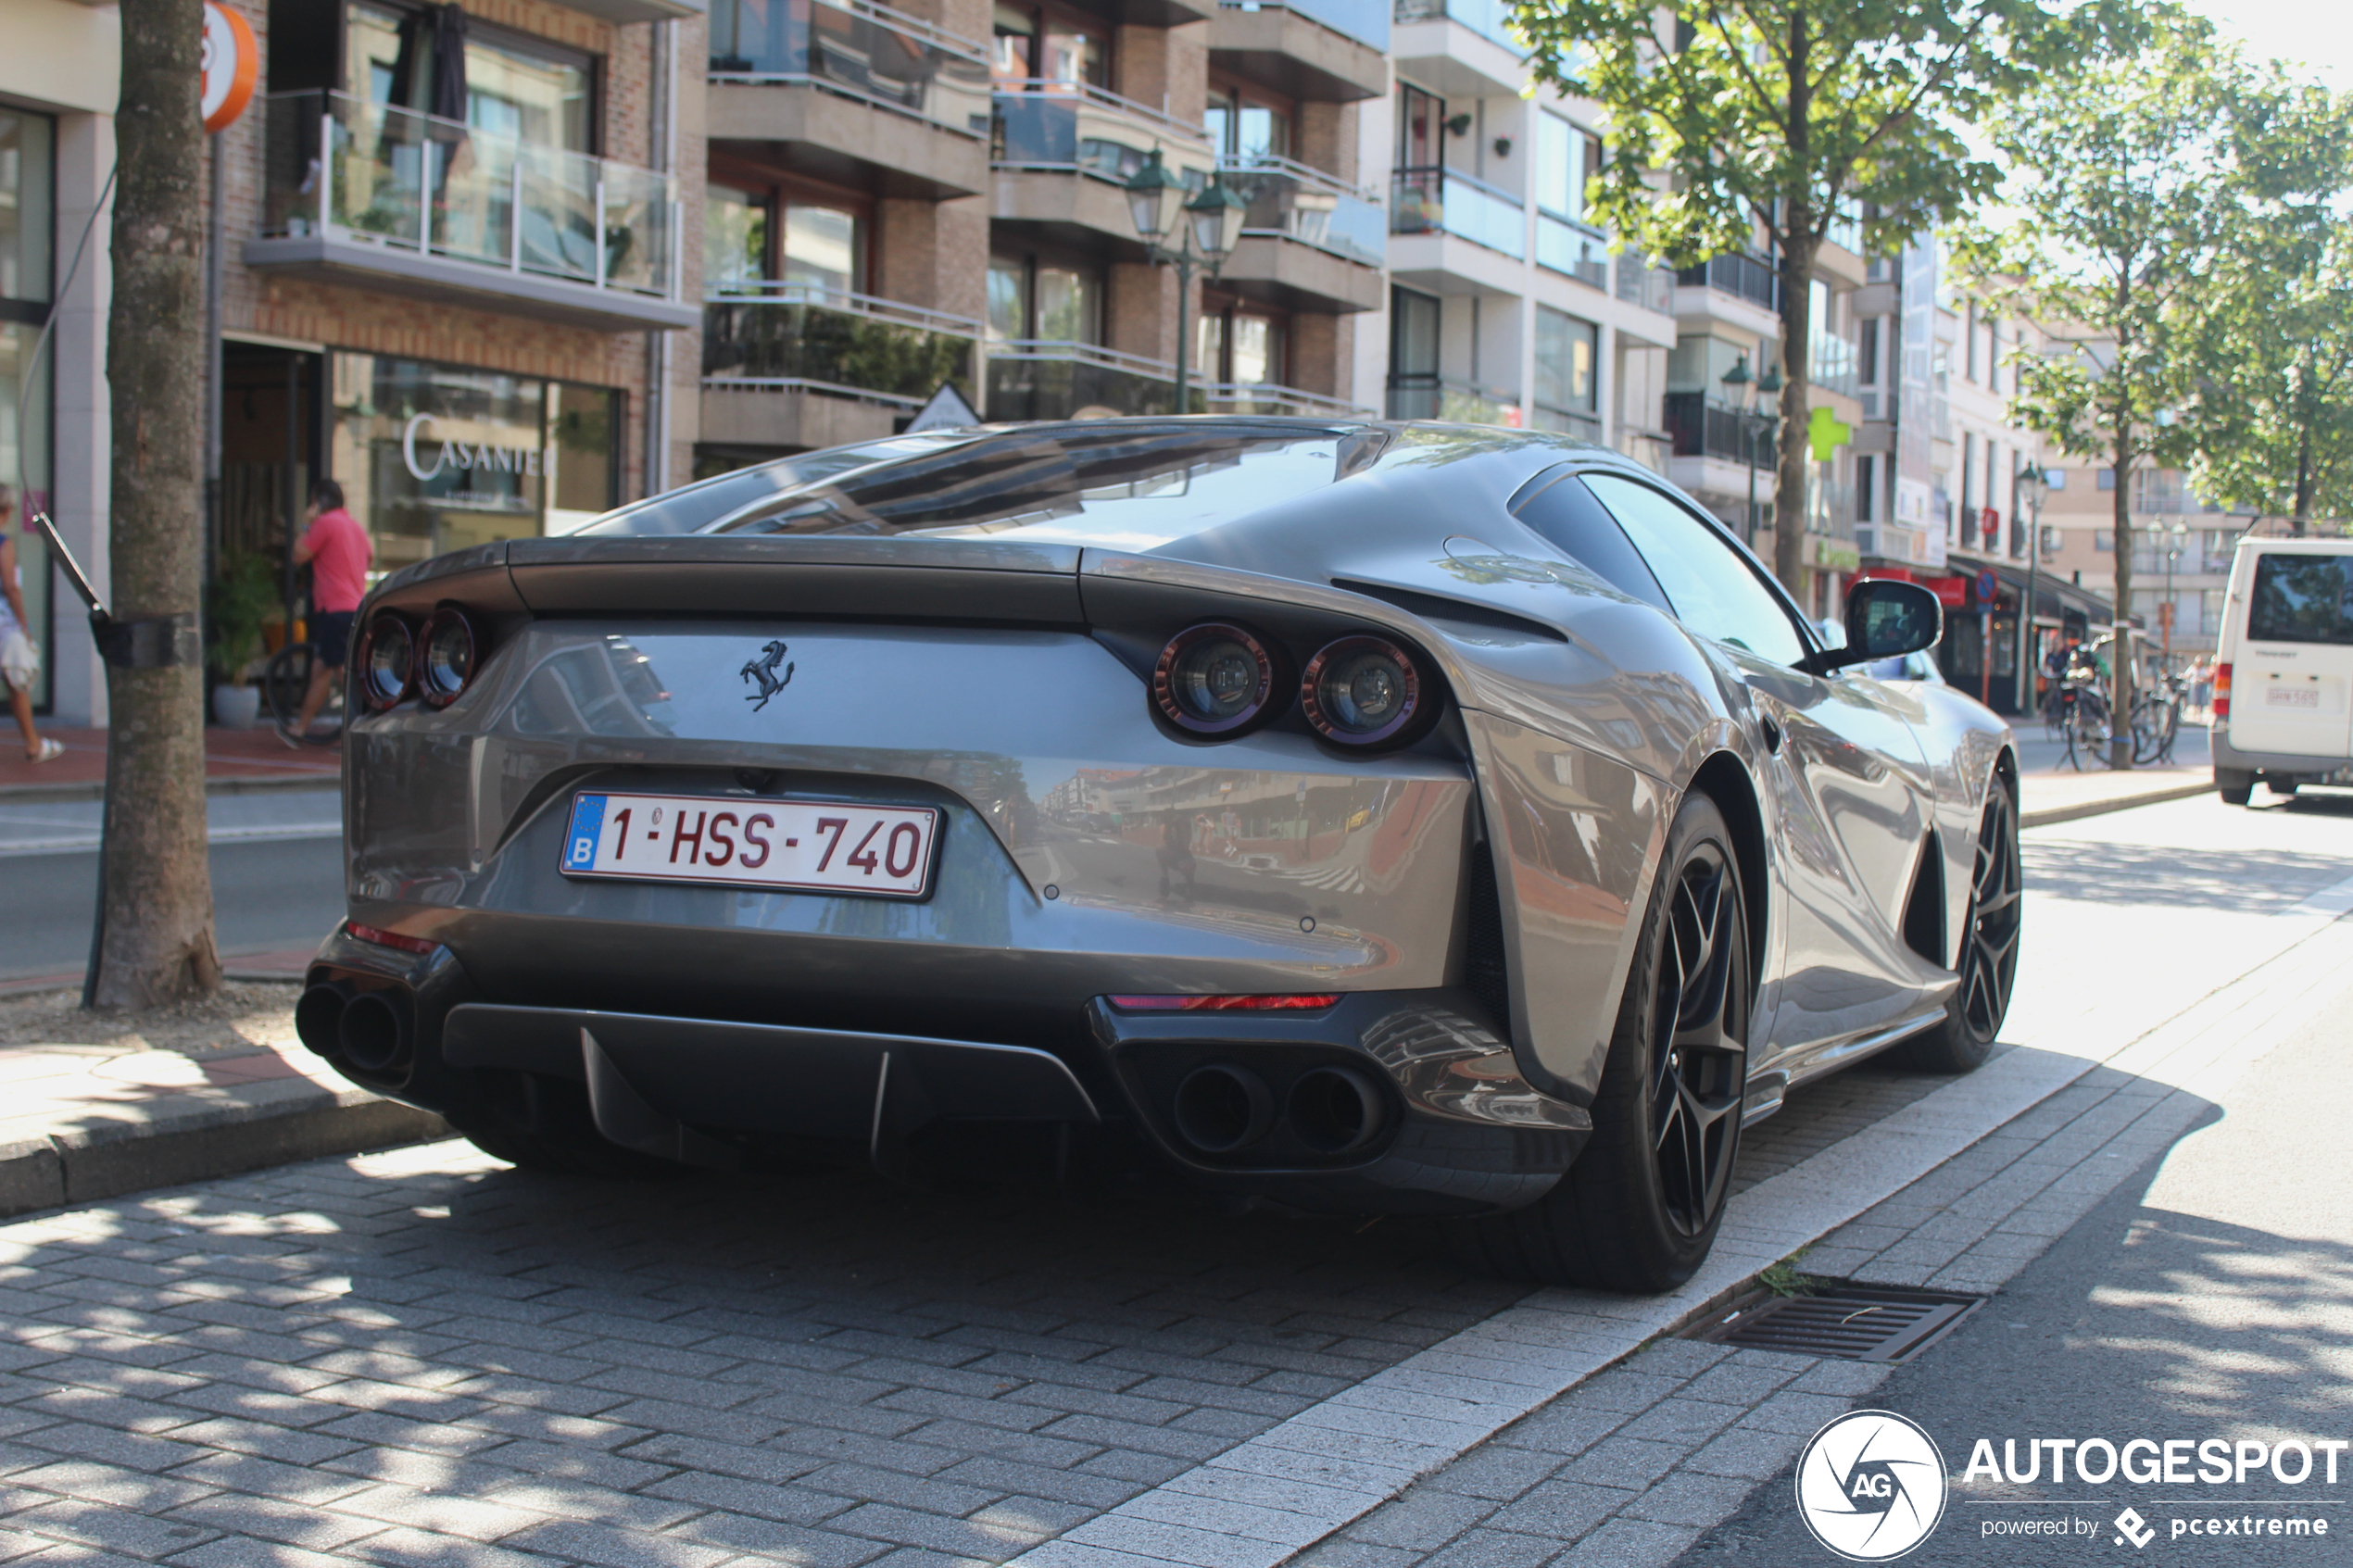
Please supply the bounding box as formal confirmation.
[0,726,340,797]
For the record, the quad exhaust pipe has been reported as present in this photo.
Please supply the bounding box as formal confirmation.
[1168,1061,1388,1158]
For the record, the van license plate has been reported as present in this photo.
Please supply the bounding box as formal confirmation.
[560,792,939,899]
[2267,685,2320,709]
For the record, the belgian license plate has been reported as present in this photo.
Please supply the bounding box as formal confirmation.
[2267,685,2320,709]
[560,792,939,899]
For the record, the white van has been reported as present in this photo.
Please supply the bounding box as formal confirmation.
[2213,536,2353,804]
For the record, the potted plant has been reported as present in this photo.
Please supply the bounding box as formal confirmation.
[208,551,276,729]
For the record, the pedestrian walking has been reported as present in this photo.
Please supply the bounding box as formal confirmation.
[0,488,62,764]
[283,478,371,746]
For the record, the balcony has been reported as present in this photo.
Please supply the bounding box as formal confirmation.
[987,340,1188,420]
[249,92,696,333]
[992,83,1214,247]
[1677,252,1781,314]
[1386,373,1519,426]
[1391,166,1523,259]
[1664,393,1763,466]
[1211,1,1388,103]
[702,283,979,447]
[1203,382,1375,417]
[1214,155,1384,313]
[707,0,991,198]
[1535,212,1607,291]
[1529,404,1601,444]
[1393,0,1519,53]
[1615,255,1676,315]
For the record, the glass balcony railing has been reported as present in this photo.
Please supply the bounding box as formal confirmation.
[1616,255,1676,314]
[1218,0,1389,50]
[1202,382,1374,418]
[988,340,1189,420]
[991,82,1214,185]
[708,0,991,135]
[261,92,677,298]
[1385,373,1519,425]
[1677,252,1781,312]
[703,284,979,409]
[1218,155,1384,268]
[1390,166,1524,259]
[1392,0,1522,53]
[1530,404,1601,443]
[1536,212,1607,290]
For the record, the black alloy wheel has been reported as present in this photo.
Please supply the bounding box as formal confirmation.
[1447,791,1750,1293]
[1650,838,1747,1238]
[1895,771,2020,1073]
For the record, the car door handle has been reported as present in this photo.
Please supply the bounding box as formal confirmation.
[1760,713,1784,754]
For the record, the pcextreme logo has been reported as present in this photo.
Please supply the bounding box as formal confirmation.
[1795,1410,1950,1562]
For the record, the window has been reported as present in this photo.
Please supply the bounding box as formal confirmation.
[780,203,859,294]
[705,184,767,287]
[1581,473,1806,664]
[990,4,1034,84]
[1199,299,1286,386]
[1396,83,1441,171]
[1390,285,1439,378]
[1856,454,1876,522]
[988,255,1101,343]
[1510,473,1669,611]
[2246,554,2353,645]
[1858,317,1880,385]
[2096,469,2117,492]
[1960,432,1975,545]
[1533,307,1597,418]
[1207,87,1290,161]
[347,2,595,152]
[1534,112,1596,222]
[993,2,1104,86]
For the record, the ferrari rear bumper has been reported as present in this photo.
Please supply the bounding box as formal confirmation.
[297,926,1586,1215]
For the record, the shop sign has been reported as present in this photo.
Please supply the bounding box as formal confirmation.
[1812,536,1861,572]
[1923,575,1968,607]
[402,413,545,483]
[200,3,259,134]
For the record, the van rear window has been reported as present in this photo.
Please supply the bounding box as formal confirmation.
[2247,554,2353,645]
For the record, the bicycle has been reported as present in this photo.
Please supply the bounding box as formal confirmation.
[263,637,345,746]
[2060,669,2111,771]
[2130,671,2187,766]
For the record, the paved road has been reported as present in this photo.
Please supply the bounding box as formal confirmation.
[0,791,2347,1567]
[0,789,344,979]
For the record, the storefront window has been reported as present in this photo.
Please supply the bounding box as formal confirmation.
[1,108,53,710]
[329,353,620,567]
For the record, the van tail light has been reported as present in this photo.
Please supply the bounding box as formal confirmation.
[2213,661,2232,721]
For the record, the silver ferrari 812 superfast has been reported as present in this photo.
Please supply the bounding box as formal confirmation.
[299,419,2020,1292]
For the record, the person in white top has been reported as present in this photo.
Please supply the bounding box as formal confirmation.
[0,487,63,763]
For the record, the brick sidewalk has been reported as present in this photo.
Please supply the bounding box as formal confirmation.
[0,727,340,798]
[0,983,440,1217]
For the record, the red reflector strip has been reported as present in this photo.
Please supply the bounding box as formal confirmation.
[1108,994,1342,1012]
[346,921,438,955]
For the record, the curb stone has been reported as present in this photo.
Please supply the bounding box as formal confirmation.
[2019,780,2209,831]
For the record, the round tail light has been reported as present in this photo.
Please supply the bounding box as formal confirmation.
[1302,635,1430,747]
[1153,623,1281,735]
[357,615,415,711]
[418,608,478,708]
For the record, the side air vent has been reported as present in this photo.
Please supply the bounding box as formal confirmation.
[1464,847,1511,1027]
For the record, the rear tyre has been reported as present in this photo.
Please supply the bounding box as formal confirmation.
[2267,775,2301,797]
[1890,771,2020,1074]
[460,1075,684,1179]
[1446,792,1750,1294]
[2217,769,2254,807]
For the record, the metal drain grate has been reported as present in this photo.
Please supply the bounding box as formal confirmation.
[1694,1286,1984,1363]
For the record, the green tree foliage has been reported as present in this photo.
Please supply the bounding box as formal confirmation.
[2180,71,2353,533]
[1516,0,2080,596]
[1963,11,2344,746]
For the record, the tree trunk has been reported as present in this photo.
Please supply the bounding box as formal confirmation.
[1774,231,1818,604]
[94,0,220,1010]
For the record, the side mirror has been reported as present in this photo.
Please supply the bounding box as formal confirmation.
[1813,579,1942,674]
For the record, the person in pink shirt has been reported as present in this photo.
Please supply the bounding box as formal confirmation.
[287,479,373,744]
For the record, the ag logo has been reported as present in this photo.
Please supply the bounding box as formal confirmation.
[1793,1410,1947,1561]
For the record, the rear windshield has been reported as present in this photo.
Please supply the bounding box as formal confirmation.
[698,424,1360,546]
[2247,553,2353,645]
[576,433,979,536]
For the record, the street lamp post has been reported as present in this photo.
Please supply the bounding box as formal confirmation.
[2160,518,2189,666]
[1719,354,1782,548]
[2015,467,2050,715]
[1124,151,1245,415]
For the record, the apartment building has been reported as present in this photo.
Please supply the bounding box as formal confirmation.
[2039,464,2247,665]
